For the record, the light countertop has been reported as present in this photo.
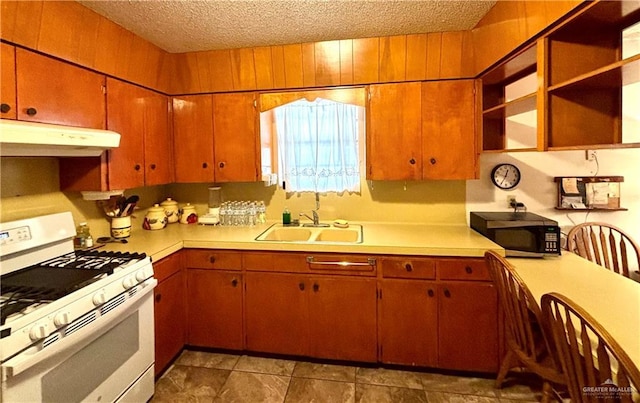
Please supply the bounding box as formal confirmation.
[99,220,504,262]
[509,252,640,370]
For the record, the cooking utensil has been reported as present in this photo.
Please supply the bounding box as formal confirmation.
[96,236,128,244]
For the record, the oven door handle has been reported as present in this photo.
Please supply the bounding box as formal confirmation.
[1,278,157,381]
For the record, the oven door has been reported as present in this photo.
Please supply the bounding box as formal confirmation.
[1,279,156,403]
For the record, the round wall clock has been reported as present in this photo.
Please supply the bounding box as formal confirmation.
[490,163,521,190]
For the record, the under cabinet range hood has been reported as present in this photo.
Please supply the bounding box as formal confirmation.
[0,119,120,157]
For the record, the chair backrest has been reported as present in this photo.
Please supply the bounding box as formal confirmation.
[485,251,562,378]
[567,222,640,279]
[541,292,640,403]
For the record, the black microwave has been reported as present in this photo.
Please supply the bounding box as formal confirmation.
[470,212,561,258]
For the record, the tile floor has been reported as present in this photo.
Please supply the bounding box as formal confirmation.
[152,350,545,402]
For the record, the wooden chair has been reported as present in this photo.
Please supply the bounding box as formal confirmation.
[485,251,566,402]
[567,222,640,280]
[541,292,640,403]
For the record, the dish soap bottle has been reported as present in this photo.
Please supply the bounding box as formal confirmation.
[282,207,291,225]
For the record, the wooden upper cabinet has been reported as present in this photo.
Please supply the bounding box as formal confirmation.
[422,80,478,180]
[367,82,422,180]
[143,90,173,186]
[173,95,215,183]
[15,48,105,129]
[1,43,17,119]
[213,92,259,182]
[106,78,146,189]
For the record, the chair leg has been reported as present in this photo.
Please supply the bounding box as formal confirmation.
[495,349,516,388]
[541,381,553,403]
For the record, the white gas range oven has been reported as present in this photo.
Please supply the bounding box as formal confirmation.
[0,212,157,403]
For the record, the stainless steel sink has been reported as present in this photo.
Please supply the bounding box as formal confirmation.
[255,224,363,244]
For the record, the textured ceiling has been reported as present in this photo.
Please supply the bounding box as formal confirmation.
[78,1,496,53]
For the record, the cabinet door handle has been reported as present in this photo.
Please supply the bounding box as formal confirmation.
[134,164,141,171]
[25,107,37,116]
[219,162,226,168]
[313,283,319,292]
[443,289,451,298]
[299,282,305,291]
[209,256,216,264]
[150,163,156,170]
[155,293,162,302]
[465,266,473,274]
[202,162,208,169]
[0,103,11,113]
[430,158,436,165]
[404,263,413,272]
[409,158,416,165]
[427,289,434,297]
[231,278,238,287]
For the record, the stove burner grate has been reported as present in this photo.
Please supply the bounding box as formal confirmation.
[0,250,146,325]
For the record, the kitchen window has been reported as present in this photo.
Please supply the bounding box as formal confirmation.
[260,88,366,194]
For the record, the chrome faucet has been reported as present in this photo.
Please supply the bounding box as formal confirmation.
[300,192,329,227]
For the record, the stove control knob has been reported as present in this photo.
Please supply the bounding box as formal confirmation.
[29,323,48,341]
[92,291,106,306]
[54,311,71,327]
[122,276,137,289]
[135,269,148,282]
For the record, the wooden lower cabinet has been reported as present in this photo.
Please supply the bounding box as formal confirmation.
[244,271,377,362]
[309,276,377,362]
[153,253,185,377]
[438,282,499,372]
[379,279,438,367]
[245,272,309,355]
[186,269,243,349]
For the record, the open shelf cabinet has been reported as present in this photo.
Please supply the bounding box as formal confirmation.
[481,1,640,153]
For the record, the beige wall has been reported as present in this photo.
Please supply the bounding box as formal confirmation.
[0,157,467,231]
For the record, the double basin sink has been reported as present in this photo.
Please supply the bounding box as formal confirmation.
[255,223,363,244]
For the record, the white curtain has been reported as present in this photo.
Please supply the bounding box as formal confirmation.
[275,98,360,193]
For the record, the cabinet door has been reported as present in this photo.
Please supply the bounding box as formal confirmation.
[187,270,243,349]
[309,277,377,362]
[106,78,145,189]
[173,95,215,183]
[144,91,173,186]
[154,254,185,377]
[1,43,16,119]
[367,82,422,180]
[15,48,105,129]
[213,92,259,182]
[422,80,478,180]
[379,280,438,367]
[438,282,499,372]
[244,272,309,356]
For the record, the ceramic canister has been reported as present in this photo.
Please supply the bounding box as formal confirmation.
[160,197,179,224]
[111,216,132,238]
[179,203,198,224]
[143,204,168,230]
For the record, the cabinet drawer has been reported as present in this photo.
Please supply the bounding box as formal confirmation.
[436,259,489,281]
[380,258,436,279]
[184,249,242,270]
[153,252,182,283]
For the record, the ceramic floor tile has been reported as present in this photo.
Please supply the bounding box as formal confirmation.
[233,355,296,376]
[214,371,290,403]
[425,391,501,403]
[494,374,544,401]
[175,350,240,370]
[355,367,424,390]
[420,372,499,397]
[284,378,355,403]
[292,361,357,382]
[151,364,230,403]
[355,383,428,403]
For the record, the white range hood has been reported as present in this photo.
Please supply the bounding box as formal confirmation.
[0,119,120,157]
